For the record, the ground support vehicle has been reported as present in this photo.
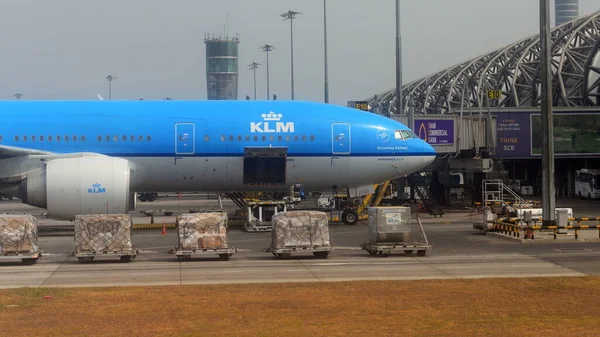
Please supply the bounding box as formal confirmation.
[245,200,288,232]
[361,208,431,257]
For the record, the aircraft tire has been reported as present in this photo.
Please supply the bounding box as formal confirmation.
[342,210,359,226]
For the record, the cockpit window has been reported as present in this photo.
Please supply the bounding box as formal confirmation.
[401,130,411,139]
[394,130,403,140]
[408,130,418,138]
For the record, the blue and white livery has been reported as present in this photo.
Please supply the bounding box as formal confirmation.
[0,100,435,219]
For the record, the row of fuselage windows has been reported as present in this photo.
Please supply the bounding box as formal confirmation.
[0,135,152,142]
[0,134,316,143]
[207,135,316,142]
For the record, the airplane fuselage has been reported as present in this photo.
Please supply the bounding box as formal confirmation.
[0,100,436,193]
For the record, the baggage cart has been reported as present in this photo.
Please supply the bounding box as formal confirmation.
[361,209,431,257]
[269,211,333,259]
[0,214,42,265]
[174,212,236,260]
[73,214,136,263]
[171,246,237,261]
[74,249,138,262]
[269,245,333,259]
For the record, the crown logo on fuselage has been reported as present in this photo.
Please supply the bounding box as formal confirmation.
[262,112,282,121]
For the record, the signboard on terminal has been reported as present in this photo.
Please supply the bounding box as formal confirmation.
[348,101,369,111]
[495,112,531,158]
[495,111,600,158]
[487,90,501,100]
[530,113,600,156]
[414,119,454,145]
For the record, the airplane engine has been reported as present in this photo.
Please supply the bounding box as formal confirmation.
[23,155,132,220]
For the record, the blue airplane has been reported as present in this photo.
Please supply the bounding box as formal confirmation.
[0,100,435,221]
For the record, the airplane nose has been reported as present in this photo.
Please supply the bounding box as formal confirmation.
[421,141,436,167]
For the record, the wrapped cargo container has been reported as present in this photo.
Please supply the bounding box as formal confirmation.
[362,207,431,257]
[270,211,332,258]
[368,207,411,243]
[0,214,41,263]
[174,212,235,260]
[74,214,135,262]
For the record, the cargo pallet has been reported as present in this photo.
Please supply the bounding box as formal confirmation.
[172,246,237,261]
[0,251,41,264]
[74,249,138,263]
[361,212,431,257]
[269,246,333,259]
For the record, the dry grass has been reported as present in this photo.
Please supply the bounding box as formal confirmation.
[1,277,600,337]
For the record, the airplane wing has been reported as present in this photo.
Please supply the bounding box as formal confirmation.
[0,144,54,159]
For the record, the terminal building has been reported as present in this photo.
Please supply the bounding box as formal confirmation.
[205,35,240,100]
[367,10,600,207]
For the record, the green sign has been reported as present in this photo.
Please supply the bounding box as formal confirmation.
[531,113,600,155]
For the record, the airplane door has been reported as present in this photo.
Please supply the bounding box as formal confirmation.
[175,123,195,155]
[331,123,351,154]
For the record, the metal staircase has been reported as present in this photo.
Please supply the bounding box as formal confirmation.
[408,172,444,217]
[225,192,248,209]
[482,179,534,211]
[485,159,508,182]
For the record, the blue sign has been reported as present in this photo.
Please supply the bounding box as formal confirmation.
[495,112,531,158]
[414,119,454,145]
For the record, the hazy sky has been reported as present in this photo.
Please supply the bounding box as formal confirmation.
[0,0,598,105]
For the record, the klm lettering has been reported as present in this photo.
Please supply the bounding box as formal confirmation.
[88,183,106,194]
[251,122,295,133]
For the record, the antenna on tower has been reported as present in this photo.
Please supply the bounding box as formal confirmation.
[226,13,229,38]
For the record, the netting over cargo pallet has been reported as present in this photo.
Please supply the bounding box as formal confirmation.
[0,214,39,255]
[74,214,133,252]
[271,211,331,249]
[177,212,229,250]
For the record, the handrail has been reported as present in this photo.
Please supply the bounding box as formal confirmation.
[483,179,534,210]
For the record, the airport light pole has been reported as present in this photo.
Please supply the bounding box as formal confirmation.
[260,44,274,100]
[248,61,260,100]
[323,0,330,104]
[106,75,117,100]
[281,10,301,100]
[395,0,403,115]
[13,93,23,100]
[539,0,556,228]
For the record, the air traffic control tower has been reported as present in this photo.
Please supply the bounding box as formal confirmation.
[556,0,579,26]
[205,34,240,100]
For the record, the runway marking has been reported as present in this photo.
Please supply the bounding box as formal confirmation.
[312,263,348,266]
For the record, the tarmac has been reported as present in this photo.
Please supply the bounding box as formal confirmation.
[1,196,600,289]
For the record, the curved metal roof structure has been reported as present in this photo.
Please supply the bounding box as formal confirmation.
[369,10,600,115]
